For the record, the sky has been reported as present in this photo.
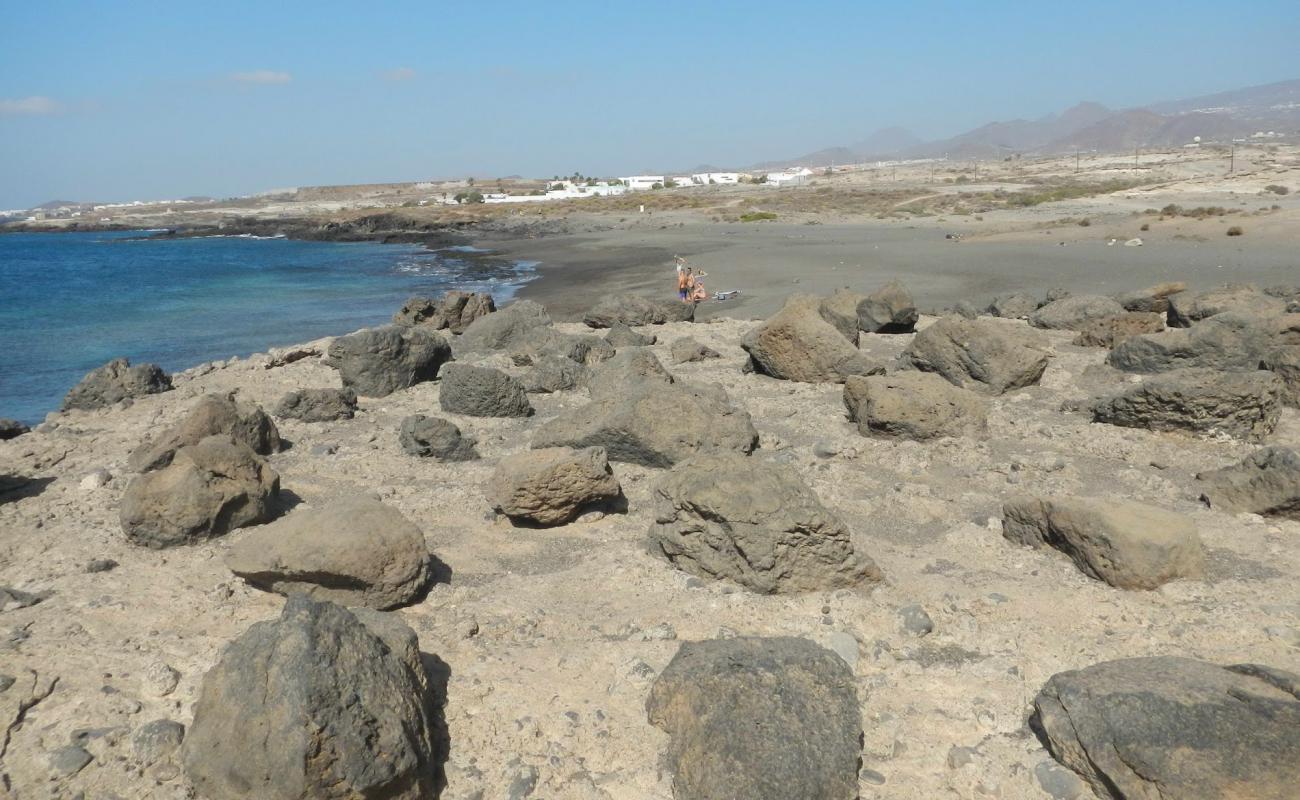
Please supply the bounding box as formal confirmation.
[1,0,1297,208]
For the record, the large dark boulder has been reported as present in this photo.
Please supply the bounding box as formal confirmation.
[1089,368,1282,441]
[649,453,882,592]
[1261,345,1300,407]
[1106,313,1272,373]
[393,290,494,334]
[1166,283,1286,327]
[1031,656,1300,800]
[856,280,918,334]
[226,495,432,609]
[901,317,1050,395]
[129,393,281,472]
[438,364,532,418]
[274,388,357,422]
[325,325,451,397]
[182,596,441,799]
[818,288,865,344]
[0,419,29,440]
[742,295,883,383]
[456,299,551,352]
[398,415,478,461]
[1030,294,1125,331]
[647,637,862,800]
[1197,446,1300,520]
[583,294,694,328]
[62,358,171,411]
[521,355,590,394]
[987,293,1039,319]
[120,435,280,548]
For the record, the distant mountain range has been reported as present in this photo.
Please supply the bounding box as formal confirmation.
[757,78,1300,168]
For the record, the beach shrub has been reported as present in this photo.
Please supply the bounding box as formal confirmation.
[1226,226,1244,236]
[739,212,778,222]
[1264,184,1290,195]
[1140,223,1150,231]
[1077,218,1091,227]
[651,182,664,190]
[664,179,677,188]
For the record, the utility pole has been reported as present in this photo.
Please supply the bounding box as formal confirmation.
[1134,146,1139,167]
[1229,141,1235,173]
[1075,150,1080,174]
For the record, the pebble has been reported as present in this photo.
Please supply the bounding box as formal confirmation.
[86,559,119,574]
[142,661,180,697]
[79,469,111,491]
[860,767,886,785]
[898,604,934,636]
[48,745,93,778]
[506,764,539,800]
[1034,760,1088,799]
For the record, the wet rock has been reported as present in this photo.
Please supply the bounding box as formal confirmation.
[521,355,590,394]
[325,325,452,396]
[603,321,656,347]
[857,280,918,333]
[183,596,441,800]
[987,293,1039,319]
[62,357,171,411]
[398,414,479,461]
[843,372,986,440]
[533,380,757,468]
[132,719,185,766]
[393,290,495,334]
[1107,313,1272,373]
[901,316,1050,395]
[1115,281,1186,313]
[274,387,358,422]
[582,294,694,328]
[489,446,621,526]
[1003,496,1203,589]
[646,637,861,800]
[1197,446,1300,520]
[649,453,882,593]
[226,495,432,609]
[1089,368,1282,441]
[439,364,533,418]
[1071,312,1165,348]
[818,288,865,344]
[0,418,29,440]
[742,295,884,383]
[130,393,282,472]
[457,299,552,351]
[120,435,280,548]
[1031,656,1300,800]
[670,337,720,364]
[1166,283,1286,327]
[1031,295,1125,331]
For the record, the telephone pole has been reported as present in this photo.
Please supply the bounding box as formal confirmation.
[1229,141,1235,173]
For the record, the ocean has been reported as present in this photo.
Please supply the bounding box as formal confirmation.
[0,231,535,425]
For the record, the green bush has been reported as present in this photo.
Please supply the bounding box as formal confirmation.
[739,211,778,222]
[1226,226,1244,236]
[1265,184,1290,195]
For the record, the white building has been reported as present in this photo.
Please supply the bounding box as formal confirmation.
[764,167,814,186]
[692,172,740,184]
[669,176,698,187]
[622,175,665,190]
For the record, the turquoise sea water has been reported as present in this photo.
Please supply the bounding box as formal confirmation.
[0,231,535,424]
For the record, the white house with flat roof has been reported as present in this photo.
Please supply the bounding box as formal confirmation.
[692,172,740,184]
[622,175,665,190]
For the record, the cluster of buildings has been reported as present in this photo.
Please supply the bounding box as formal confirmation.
[463,167,816,206]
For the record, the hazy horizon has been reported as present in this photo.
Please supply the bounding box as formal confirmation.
[2,0,1298,208]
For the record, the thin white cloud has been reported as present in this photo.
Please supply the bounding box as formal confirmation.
[381,67,417,82]
[231,70,292,85]
[0,96,63,116]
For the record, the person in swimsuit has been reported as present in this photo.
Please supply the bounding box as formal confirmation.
[678,267,690,302]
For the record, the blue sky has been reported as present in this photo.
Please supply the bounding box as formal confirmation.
[1,0,1297,208]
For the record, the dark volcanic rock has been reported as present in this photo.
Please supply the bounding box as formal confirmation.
[398,414,479,461]
[1071,312,1164,348]
[1030,295,1125,331]
[62,358,172,411]
[1031,656,1300,800]
[649,453,882,593]
[393,290,495,334]
[1166,283,1286,327]
[274,387,358,422]
[130,393,281,472]
[987,293,1039,319]
[438,364,533,418]
[901,317,1050,395]
[1089,368,1282,441]
[489,446,621,525]
[646,637,862,800]
[843,372,986,440]
[857,280,918,333]
[182,596,441,800]
[325,325,451,397]
[1261,346,1300,407]
[456,299,551,352]
[1106,313,1272,373]
[604,321,656,347]
[0,419,29,440]
[670,337,720,364]
[743,295,884,383]
[1197,446,1300,520]
[583,294,694,328]
[1115,281,1186,313]
[818,288,865,344]
[521,355,590,394]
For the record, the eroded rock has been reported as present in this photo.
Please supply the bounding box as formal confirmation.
[398,415,479,461]
[1197,447,1300,520]
[901,317,1050,395]
[743,295,883,383]
[489,446,621,525]
[1089,368,1282,441]
[325,325,451,397]
[129,393,281,472]
[843,372,987,440]
[62,358,171,411]
[274,387,358,422]
[438,364,533,418]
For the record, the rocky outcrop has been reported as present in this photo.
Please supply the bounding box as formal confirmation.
[455,299,551,352]
[507,328,614,367]
[325,325,451,397]
[742,295,883,383]
[646,637,861,800]
[489,447,621,525]
[274,387,358,422]
[1106,313,1272,373]
[649,454,882,593]
[120,435,280,548]
[1261,346,1300,406]
[225,495,432,609]
[670,337,720,364]
[1115,281,1186,313]
[843,372,987,440]
[1090,368,1282,441]
[1071,312,1164,348]
[182,596,441,799]
[817,288,865,344]
[582,294,694,328]
[521,355,589,393]
[1197,447,1300,520]
[1030,294,1125,331]
[533,380,757,468]
[438,364,533,418]
[392,290,495,333]
[62,358,171,411]
[856,280,918,334]
[129,393,281,472]
[901,317,1050,395]
[0,419,29,440]
[1031,656,1300,800]
[1166,283,1286,327]
[1002,496,1203,589]
[398,415,479,461]
[604,322,656,347]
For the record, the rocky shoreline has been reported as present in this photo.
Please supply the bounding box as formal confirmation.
[2,283,1300,798]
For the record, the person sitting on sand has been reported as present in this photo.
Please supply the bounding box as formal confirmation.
[692,276,709,302]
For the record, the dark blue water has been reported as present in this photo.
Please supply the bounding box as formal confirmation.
[0,231,535,424]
